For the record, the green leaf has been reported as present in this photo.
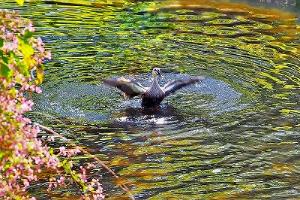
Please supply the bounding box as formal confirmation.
[2,55,8,64]
[0,39,3,48]
[0,151,4,160]
[18,38,35,76]
[17,62,29,77]
[16,0,24,6]
[19,39,34,58]
[0,62,12,78]
[23,30,33,42]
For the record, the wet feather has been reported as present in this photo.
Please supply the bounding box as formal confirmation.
[103,68,204,107]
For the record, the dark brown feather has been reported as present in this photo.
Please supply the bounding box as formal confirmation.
[163,76,204,97]
[104,77,146,98]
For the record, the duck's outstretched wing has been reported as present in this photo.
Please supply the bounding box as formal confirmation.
[104,77,146,99]
[163,76,205,97]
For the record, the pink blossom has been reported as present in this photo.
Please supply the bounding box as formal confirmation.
[23,179,29,189]
[6,31,13,40]
[47,135,55,142]
[59,146,67,156]
[45,51,52,59]
[33,157,42,165]
[47,157,59,169]
[80,166,87,182]
[0,9,104,199]
[2,40,18,52]
[86,162,96,169]
[57,176,65,185]
[27,22,35,32]
[35,86,42,94]
[36,37,43,47]
[20,101,32,112]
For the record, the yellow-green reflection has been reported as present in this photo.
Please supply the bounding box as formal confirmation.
[3,0,300,199]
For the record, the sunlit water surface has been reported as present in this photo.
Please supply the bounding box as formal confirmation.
[2,0,300,199]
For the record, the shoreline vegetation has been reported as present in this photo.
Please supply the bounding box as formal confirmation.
[0,3,111,199]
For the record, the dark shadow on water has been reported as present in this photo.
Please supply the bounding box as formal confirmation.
[110,104,189,131]
[123,104,179,117]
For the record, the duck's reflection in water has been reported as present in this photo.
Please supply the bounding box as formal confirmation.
[110,104,209,135]
[111,104,183,129]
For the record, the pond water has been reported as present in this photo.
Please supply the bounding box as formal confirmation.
[3,0,300,199]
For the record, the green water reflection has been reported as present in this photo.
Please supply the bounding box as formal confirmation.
[2,0,300,199]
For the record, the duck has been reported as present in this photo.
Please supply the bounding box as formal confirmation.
[104,68,204,108]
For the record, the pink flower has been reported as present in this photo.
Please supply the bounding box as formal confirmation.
[6,31,13,40]
[33,157,42,165]
[45,51,52,59]
[27,22,35,32]
[47,135,55,142]
[23,179,29,189]
[0,10,104,199]
[86,163,96,169]
[59,146,67,156]
[35,86,42,94]
[36,37,43,47]
[57,176,65,185]
[20,101,32,112]
[47,157,59,169]
[2,40,18,52]
[80,166,87,182]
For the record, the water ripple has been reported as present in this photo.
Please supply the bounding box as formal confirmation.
[3,0,299,199]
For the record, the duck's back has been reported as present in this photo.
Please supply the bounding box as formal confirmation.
[141,86,165,107]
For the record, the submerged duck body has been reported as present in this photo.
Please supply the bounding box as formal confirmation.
[104,68,204,108]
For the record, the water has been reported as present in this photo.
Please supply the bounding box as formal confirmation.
[2,0,300,199]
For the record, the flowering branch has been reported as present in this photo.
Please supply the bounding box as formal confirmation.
[36,123,135,200]
[0,9,106,199]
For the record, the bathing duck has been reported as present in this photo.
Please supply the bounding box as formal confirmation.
[104,68,204,107]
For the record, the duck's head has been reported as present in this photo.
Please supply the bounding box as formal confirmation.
[152,68,161,78]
